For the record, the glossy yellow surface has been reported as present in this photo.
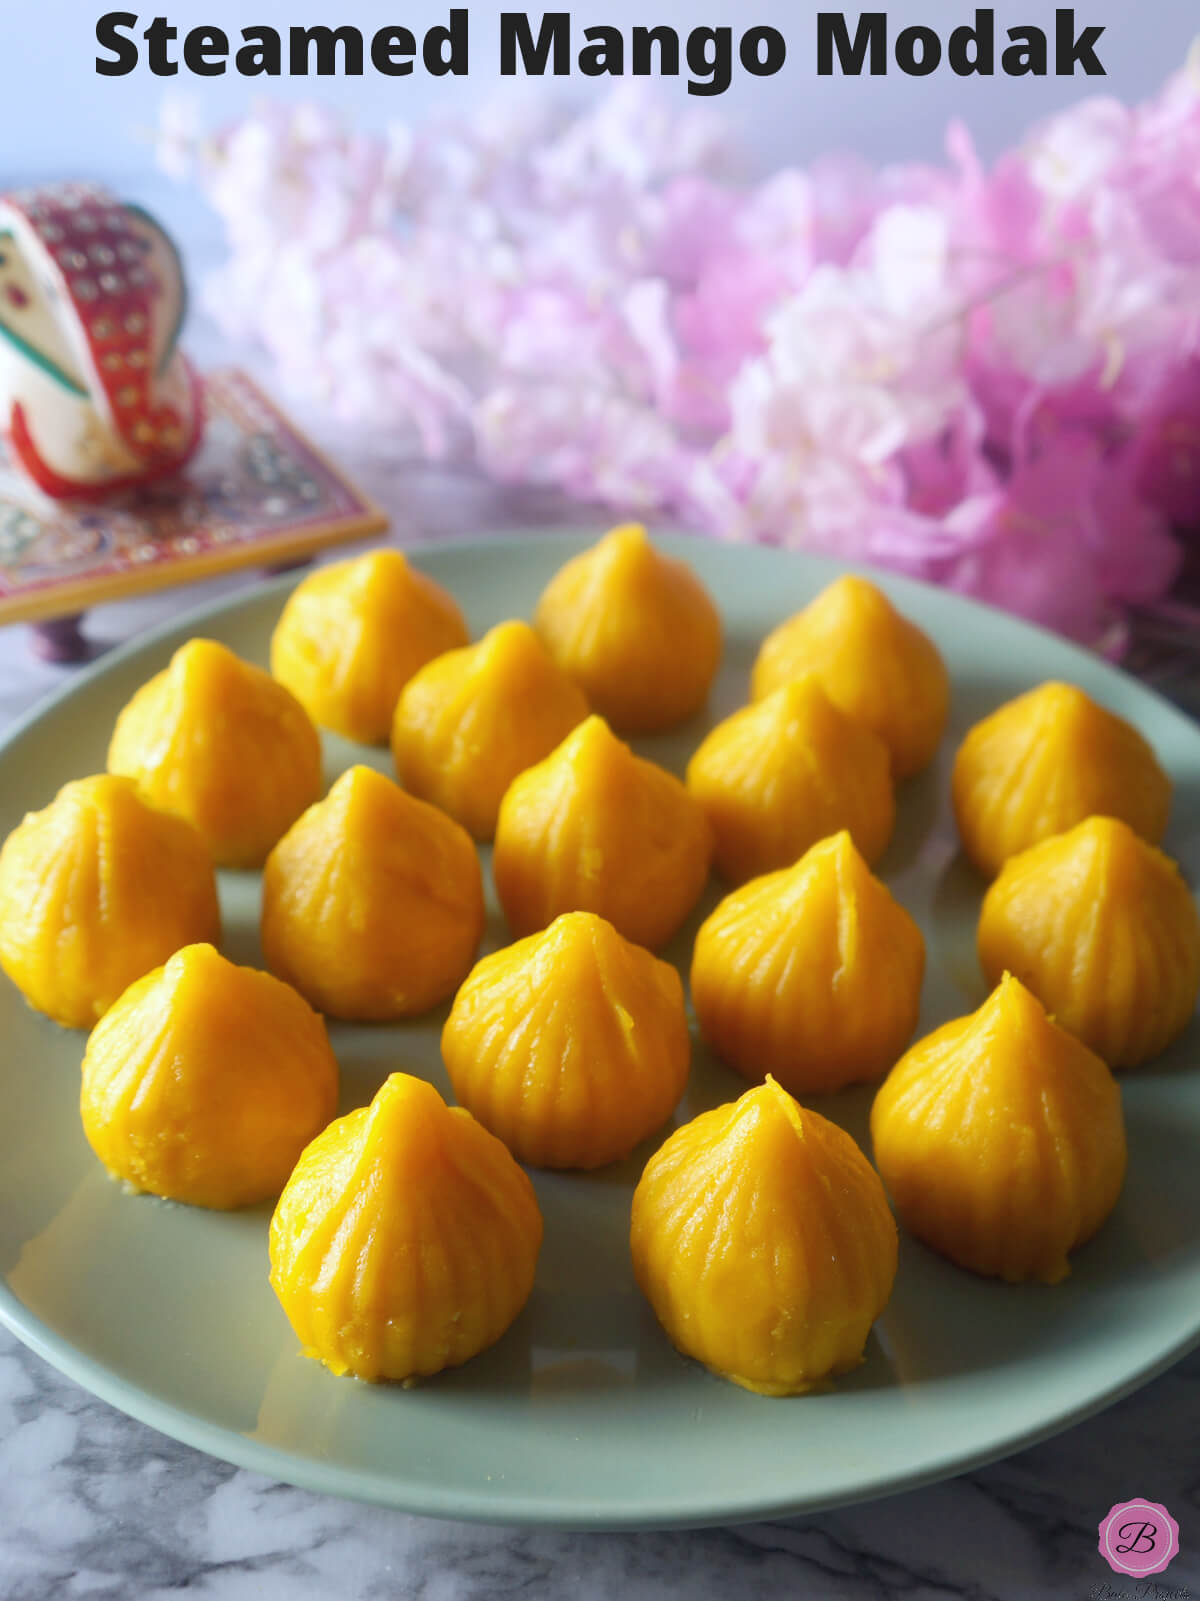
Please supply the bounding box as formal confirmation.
[686,676,895,882]
[631,1077,898,1395]
[261,765,484,1021]
[270,549,469,744]
[534,524,722,733]
[871,975,1127,1284]
[493,715,712,950]
[269,1072,542,1382]
[952,682,1171,879]
[978,817,1200,1068]
[0,775,219,1028]
[391,620,589,841]
[691,832,924,1094]
[80,944,338,1210]
[442,912,690,1169]
[751,575,949,778]
[107,638,322,868]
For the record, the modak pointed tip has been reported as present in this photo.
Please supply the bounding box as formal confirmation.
[759,1073,808,1134]
[109,634,322,868]
[262,755,483,1021]
[692,829,923,1094]
[954,681,1171,877]
[632,1082,897,1394]
[599,521,650,555]
[979,813,1199,1067]
[872,976,1126,1284]
[172,635,235,674]
[328,761,390,806]
[535,527,721,733]
[444,910,688,1170]
[823,827,861,863]
[477,617,538,660]
[538,908,620,968]
[360,546,410,578]
[271,547,468,743]
[81,941,338,1210]
[269,1069,541,1382]
[566,712,621,755]
[391,620,587,841]
[361,1072,453,1158]
[752,573,948,777]
[0,773,220,1028]
[977,970,1062,1045]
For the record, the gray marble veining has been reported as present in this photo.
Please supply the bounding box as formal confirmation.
[1,1327,1198,1600]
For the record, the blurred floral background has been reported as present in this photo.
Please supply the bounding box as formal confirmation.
[162,49,1200,650]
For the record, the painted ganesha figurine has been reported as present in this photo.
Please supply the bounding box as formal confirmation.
[0,182,202,498]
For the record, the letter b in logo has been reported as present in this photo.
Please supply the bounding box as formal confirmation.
[1114,1520,1158,1556]
[1098,1501,1180,1577]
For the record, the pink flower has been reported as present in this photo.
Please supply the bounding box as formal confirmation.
[942,432,1181,641]
[1133,359,1200,529]
[161,59,1200,647]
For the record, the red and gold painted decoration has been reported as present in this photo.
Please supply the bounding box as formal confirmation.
[0,183,202,499]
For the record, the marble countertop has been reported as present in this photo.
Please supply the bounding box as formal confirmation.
[1,1281,1197,1601]
[1,194,1198,1601]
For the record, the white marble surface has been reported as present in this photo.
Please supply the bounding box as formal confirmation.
[0,1323,1197,1600]
[1,192,1198,1601]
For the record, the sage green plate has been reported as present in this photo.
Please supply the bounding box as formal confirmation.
[1,535,1198,1531]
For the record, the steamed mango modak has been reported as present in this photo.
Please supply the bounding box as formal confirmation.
[691,832,924,1094]
[261,765,484,1021]
[270,549,469,744]
[442,912,690,1169]
[952,681,1171,879]
[751,575,949,779]
[80,944,338,1210]
[631,1077,898,1395]
[492,716,712,950]
[269,1072,542,1382]
[686,676,895,883]
[534,524,722,733]
[108,638,322,869]
[978,817,1200,1068]
[0,775,219,1029]
[391,620,589,841]
[871,974,1127,1284]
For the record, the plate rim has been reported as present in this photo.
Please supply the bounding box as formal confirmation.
[4,1290,1198,1531]
[2,528,1199,1531]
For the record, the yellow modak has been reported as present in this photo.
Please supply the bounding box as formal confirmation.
[391,620,589,841]
[262,765,484,1021]
[80,944,338,1210]
[534,524,722,733]
[952,681,1171,879]
[0,775,219,1028]
[492,716,712,950]
[442,912,690,1169]
[269,1072,542,1382]
[751,575,949,779]
[871,975,1127,1284]
[978,817,1200,1068]
[691,832,924,1094]
[686,675,895,883]
[108,638,322,868]
[631,1077,898,1395]
[270,549,469,744]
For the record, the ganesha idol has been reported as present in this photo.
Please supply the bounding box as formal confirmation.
[0,183,202,499]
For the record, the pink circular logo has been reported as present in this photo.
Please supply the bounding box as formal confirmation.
[1098,1500,1180,1577]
